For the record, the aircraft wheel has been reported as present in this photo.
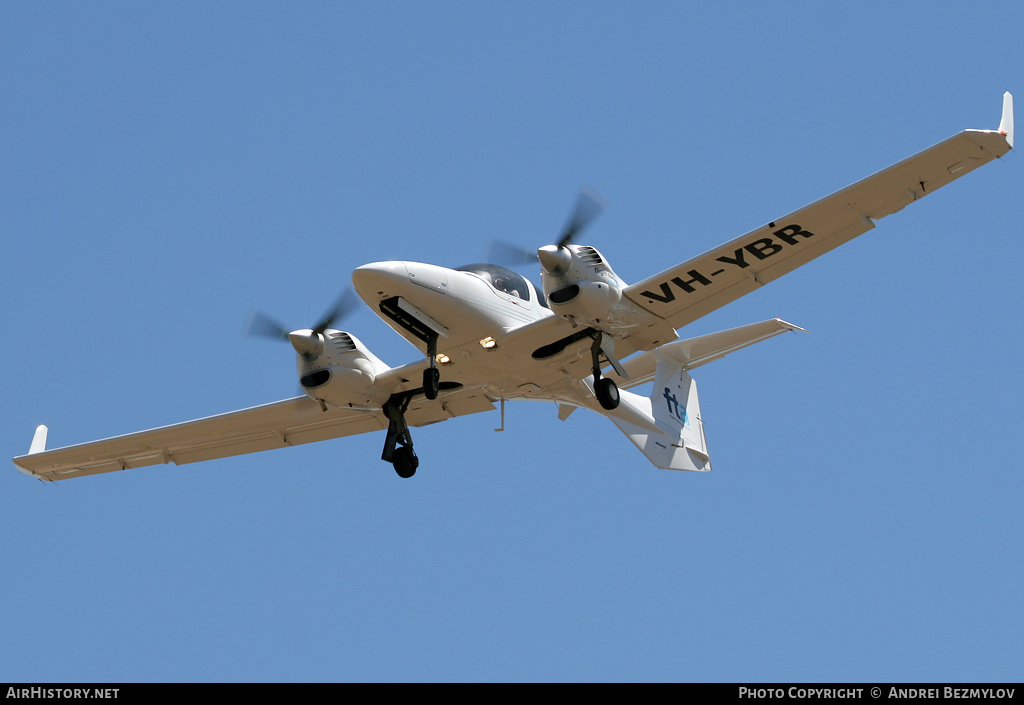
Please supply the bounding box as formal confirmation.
[393,446,419,478]
[595,377,619,411]
[423,367,440,400]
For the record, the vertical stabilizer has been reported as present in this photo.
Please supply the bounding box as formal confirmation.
[607,357,710,472]
[653,360,708,460]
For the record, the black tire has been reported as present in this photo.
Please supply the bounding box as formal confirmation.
[595,377,619,410]
[392,446,419,478]
[423,367,440,400]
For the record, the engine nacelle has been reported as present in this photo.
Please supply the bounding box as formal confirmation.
[293,329,392,408]
[539,244,646,332]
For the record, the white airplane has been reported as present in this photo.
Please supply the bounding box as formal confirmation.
[14,94,1015,481]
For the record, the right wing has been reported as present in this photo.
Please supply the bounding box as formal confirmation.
[624,93,1014,331]
[14,384,495,482]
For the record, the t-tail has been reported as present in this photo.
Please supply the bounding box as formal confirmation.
[604,318,804,472]
[609,364,711,472]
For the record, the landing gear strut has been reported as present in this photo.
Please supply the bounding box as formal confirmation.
[590,331,620,411]
[423,333,440,400]
[380,352,448,478]
[382,393,419,478]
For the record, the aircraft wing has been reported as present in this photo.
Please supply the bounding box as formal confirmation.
[14,384,495,482]
[624,93,1014,331]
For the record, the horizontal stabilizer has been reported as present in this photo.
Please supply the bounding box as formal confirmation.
[608,318,804,389]
[605,318,808,471]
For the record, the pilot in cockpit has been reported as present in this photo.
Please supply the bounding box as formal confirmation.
[494,276,519,298]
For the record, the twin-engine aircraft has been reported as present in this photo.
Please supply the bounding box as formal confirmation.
[14,94,1015,481]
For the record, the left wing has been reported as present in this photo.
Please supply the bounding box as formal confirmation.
[14,383,494,482]
[624,93,1014,331]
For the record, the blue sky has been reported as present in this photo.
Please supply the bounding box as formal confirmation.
[2,2,1021,682]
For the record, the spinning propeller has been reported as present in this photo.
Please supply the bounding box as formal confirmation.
[246,289,359,359]
[487,187,607,268]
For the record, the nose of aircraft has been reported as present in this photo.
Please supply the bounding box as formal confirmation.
[352,261,408,299]
[353,261,450,302]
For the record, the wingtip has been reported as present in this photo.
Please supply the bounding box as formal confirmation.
[773,318,809,333]
[998,91,1014,149]
[29,425,48,455]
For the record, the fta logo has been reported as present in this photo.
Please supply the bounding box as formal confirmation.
[662,387,689,427]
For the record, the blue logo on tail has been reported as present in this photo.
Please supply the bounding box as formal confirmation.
[662,387,689,428]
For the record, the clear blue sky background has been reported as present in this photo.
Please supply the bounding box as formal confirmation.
[2,2,1021,682]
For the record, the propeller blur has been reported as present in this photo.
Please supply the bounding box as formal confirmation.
[13,93,1015,481]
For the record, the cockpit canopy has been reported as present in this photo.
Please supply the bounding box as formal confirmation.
[456,263,538,303]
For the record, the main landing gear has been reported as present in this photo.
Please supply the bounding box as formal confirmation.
[391,446,418,479]
[595,376,619,410]
[590,330,620,411]
[382,392,419,478]
[423,367,439,400]
[382,331,620,477]
[381,331,448,478]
